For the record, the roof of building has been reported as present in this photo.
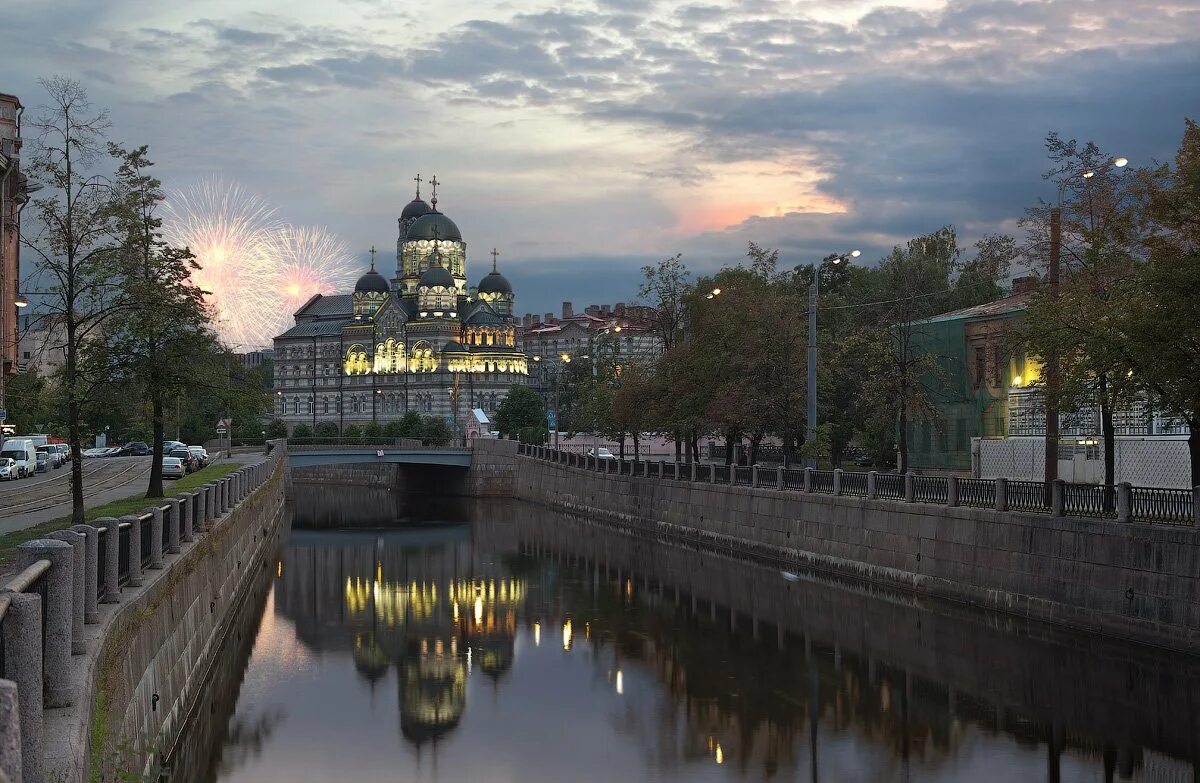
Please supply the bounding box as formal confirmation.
[401,197,431,221]
[463,302,506,326]
[920,290,1032,325]
[471,408,490,424]
[355,267,391,294]
[295,293,353,320]
[418,265,455,288]
[477,270,512,295]
[406,211,462,242]
[275,320,348,339]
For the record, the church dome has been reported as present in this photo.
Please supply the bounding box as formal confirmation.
[418,266,455,289]
[407,211,462,242]
[355,268,390,294]
[401,197,431,221]
[477,270,512,295]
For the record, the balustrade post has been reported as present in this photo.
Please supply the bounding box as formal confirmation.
[995,477,1009,512]
[45,529,85,654]
[2,593,41,783]
[165,499,182,554]
[0,679,21,783]
[223,477,233,512]
[121,515,143,587]
[803,467,812,492]
[1194,486,1200,526]
[833,468,843,496]
[16,539,74,706]
[709,463,717,484]
[867,471,878,499]
[69,525,99,623]
[776,466,784,491]
[1052,479,1066,517]
[194,488,208,533]
[751,465,759,487]
[1116,482,1132,524]
[180,495,194,543]
[97,517,121,602]
[143,507,164,569]
[207,484,218,525]
[904,471,915,502]
[946,474,959,507]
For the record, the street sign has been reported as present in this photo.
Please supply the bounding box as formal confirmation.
[0,408,6,422]
[546,410,556,429]
[216,428,227,435]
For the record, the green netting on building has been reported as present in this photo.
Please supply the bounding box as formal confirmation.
[905,314,1012,472]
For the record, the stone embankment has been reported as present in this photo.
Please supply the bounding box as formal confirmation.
[0,444,288,783]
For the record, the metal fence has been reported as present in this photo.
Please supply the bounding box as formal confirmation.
[521,444,1199,527]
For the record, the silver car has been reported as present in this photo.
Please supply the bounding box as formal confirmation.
[0,457,15,481]
[162,456,186,479]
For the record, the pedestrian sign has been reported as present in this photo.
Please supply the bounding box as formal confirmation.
[546,410,556,429]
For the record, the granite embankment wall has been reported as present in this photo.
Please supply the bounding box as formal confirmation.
[41,451,287,783]
[495,443,1200,652]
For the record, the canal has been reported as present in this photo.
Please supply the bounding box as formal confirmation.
[170,483,1200,782]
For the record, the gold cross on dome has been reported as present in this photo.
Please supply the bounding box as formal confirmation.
[413,173,422,198]
[369,245,377,270]
[490,248,500,272]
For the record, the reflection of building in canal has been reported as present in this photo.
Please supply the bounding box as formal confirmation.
[275,527,525,745]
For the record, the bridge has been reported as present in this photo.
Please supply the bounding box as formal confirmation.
[285,441,473,469]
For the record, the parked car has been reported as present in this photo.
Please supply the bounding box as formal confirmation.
[188,446,209,467]
[54,443,70,462]
[0,440,37,478]
[120,441,151,457]
[163,440,186,453]
[161,456,186,480]
[36,444,63,469]
[0,457,16,481]
[100,447,123,458]
[587,447,616,460]
[168,448,196,472]
[35,451,49,472]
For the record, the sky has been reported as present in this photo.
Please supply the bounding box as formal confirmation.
[5,0,1200,318]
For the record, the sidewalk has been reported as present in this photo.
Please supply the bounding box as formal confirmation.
[0,451,266,536]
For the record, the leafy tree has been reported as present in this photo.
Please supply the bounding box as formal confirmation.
[291,423,312,440]
[265,419,288,439]
[1125,119,1200,484]
[420,415,452,446]
[386,411,424,439]
[342,424,363,441]
[362,421,383,439]
[103,144,211,497]
[314,421,339,439]
[495,384,544,436]
[23,77,124,522]
[517,426,548,445]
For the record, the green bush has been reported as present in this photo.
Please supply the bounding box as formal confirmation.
[265,420,289,439]
[314,421,339,438]
[291,423,313,440]
[420,416,453,446]
[342,424,364,443]
[363,421,383,439]
[517,426,549,445]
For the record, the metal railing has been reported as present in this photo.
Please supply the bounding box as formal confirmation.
[524,446,1199,527]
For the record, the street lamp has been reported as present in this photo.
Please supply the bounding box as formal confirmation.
[806,249,859,466]
[14,295,28,308]
[532,354,569,448]
[1043,155,1127,494]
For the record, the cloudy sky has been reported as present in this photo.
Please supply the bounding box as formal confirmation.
[5,0,1199,317]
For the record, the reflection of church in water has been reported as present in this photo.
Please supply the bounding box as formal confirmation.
[274,527,523,745]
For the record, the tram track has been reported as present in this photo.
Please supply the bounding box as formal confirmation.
[0,459,152,518]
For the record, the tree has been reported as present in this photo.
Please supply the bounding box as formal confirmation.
[1125,119,1200,484]
[23,77,124,522]
[103,144,211,497]
[291,423,312,440]
[314,421,339,439]
[420,415,452,446]
[495,384,544,436]
[362,421,383,439]
[385,411,424,439]
[265,419,288,439]
[342,424,363,440]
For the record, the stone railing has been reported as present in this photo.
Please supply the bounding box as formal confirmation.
[516,444,1200,526]
[0,449,282,783]
[285,437,470,450]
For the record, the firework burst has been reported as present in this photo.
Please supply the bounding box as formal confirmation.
[163,180,360,349]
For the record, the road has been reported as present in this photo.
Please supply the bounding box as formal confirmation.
[0,456,155,534]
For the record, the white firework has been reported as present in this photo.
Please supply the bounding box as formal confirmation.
[163,181,360,350]
[266,225,360,334]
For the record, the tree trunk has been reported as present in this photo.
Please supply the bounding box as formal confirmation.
[146,393,165,499]
[618,434,626,462]
[749,432,762,465]
[1099,374,1115,512]
[67,324,85,524]
[897,403,909,474]
[689,433,699,464]
[674,429,682,462]
[724,430,736,465]
[633,432,641,463]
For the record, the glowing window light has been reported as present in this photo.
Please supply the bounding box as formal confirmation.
[715,744,724,764]
[562,619,573,650]
[616,669,624,695]
[533,622,541,646]
[474,597,484,624]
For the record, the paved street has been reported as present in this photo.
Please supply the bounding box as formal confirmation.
[0,451,265,534]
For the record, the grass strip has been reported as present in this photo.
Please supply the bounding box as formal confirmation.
[0,461,242,569]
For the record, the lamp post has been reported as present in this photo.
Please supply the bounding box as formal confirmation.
[806,250,859,466]
[0,293,28,450]
[1043,156,1126,497]
[531,353,570,448]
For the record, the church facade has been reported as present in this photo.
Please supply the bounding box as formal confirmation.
[272,180,528,433]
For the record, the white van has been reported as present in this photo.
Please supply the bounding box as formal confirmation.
[0,439,37,479]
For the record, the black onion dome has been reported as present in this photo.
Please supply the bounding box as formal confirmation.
[418,265,455,288]
[355,268,390,293]
[406,211,462,242]
[401,197,431,221]
[477,270,512,295]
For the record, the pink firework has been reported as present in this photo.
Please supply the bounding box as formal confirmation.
[267,226,360,328]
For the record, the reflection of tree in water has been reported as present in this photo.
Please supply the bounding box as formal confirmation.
[213,707,285,780]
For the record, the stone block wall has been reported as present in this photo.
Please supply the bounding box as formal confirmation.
[465,439,519,497]
[509,457,1200,651]
[87,458,287,780]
